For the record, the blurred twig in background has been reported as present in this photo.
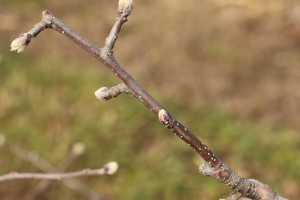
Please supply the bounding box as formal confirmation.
[0,135,104,200]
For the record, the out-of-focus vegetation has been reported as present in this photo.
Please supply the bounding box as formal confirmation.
[0,0,300,199]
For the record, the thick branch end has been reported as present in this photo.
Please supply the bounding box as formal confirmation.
[200,163,286,200]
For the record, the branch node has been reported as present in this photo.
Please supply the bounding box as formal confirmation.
[41,10,52,25]
[199,162,286,200]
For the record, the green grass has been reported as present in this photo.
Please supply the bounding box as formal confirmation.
[0,53,299,200]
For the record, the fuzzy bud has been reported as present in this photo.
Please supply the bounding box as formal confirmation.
[95,87,111,101]
[158,109,174,128]
[10,34,31,53]
[71,142,85,156]
[118,0,133,14]
[103,161,118,175]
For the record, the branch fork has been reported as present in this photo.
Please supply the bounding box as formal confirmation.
[9,1,287,199]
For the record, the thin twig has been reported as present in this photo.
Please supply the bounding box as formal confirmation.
[2,140,102,200]
[95,83,136,101]
[20,143,95,200]
[0,166,116,182]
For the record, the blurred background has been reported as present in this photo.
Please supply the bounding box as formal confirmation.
[0,0,300,199]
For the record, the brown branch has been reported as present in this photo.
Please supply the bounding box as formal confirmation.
[10,2,287,200]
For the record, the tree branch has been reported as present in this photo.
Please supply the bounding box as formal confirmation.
[95,83,136,101]
[0,137,104,200]
[18,143,98,200]
[0,163,118,182]
[10,2,287,200]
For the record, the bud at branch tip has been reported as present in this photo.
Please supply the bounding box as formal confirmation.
[104,161,118,175]
[10,34,31,53]
[118,0,133,13]
[95,87,110,101]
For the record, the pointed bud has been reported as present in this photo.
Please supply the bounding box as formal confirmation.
[10,34,31,53]
[118,0,133,14]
